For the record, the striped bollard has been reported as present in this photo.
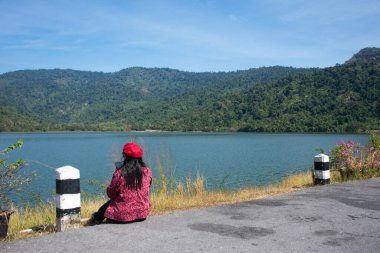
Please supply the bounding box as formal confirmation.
[313,154,330,185]
[56,166,81,232]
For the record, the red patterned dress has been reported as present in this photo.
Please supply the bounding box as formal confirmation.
[104,167,152,222]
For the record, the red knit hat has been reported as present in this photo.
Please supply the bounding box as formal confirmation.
[122,142,143,158]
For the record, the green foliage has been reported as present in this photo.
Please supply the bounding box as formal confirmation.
[330,140,361,179]
[157,60,380,132]
[369,131,380,150]
[315,147,325,154]
[0,66,311,131]
[346,47,380,64]
[0,140,34,211]
[0,48,379,133]
[0,107,41,132]
[329,132,380,181]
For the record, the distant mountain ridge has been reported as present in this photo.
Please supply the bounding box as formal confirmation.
[0,66,312,99]
[346,47,380,63]
[0,48,379,132]
[0,66,312,127]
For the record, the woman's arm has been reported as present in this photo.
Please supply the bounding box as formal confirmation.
[106,169,122,199]
[146,168,152,188]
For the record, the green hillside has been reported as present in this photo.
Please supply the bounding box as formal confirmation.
[0,107,41,132]
[147,60,379,132]
[0,48,379,132]
[346,47,380,64]
[0,66,311,131]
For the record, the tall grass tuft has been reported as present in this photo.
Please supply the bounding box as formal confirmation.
[193,174,205,196]
[175,182,184,198]
[5,202,56,240]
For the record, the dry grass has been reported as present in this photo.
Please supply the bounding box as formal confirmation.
[150,171,314,215]
[4,202,56,241]
[3,170,314,242]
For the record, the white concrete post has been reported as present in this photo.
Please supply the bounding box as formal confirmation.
[313,154,330,185]
[56,165,81,232]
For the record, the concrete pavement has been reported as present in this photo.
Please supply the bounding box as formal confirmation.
[1,178,380,252]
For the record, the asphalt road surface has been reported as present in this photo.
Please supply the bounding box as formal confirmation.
[1,178,380,253]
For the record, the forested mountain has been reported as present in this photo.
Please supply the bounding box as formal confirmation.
[346,47,380,63]
[0,48,379,132]
[0,66,312,131]
[145,60,379,132]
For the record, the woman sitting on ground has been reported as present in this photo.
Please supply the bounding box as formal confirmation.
[91,142,152,224]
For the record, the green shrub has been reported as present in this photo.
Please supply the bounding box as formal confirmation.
[0,140,34,211]
[330,132,380,181]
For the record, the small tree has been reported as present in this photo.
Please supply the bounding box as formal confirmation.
[0,140,33,211]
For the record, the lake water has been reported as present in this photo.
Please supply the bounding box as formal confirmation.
[0,132,369,203]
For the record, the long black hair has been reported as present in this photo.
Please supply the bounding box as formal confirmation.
[120,155,147,190]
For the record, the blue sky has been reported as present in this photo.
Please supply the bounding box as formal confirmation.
[1,0,379,73]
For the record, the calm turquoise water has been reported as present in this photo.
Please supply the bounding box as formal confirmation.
[0,132,369,203]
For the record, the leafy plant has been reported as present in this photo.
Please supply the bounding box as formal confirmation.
[330,140,361,180]
[330,132,380,181]
[369,131,380,151]
[0,140,34,211]
[315,147,325,154]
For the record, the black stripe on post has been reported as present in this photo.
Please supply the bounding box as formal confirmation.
[314,178,330,185]
[56,207,81,218]
[56,179,80,194]
[314,162,330,171]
